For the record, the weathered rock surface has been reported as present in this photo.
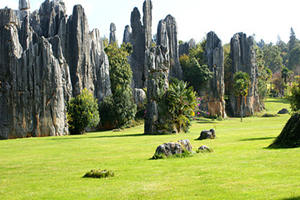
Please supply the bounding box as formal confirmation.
[278,108,289,114]
[122,25,131,44]
[198,145,213,153]
[157,15,182,80]
[0,1,111,139]
[0,8,71,139]
[202,31,226,118]
[269,113,300,148]
[179,39,196,56]
[228,32,263,117]
[197,129,216,140]
[109,22,117,44]
[144,45,170,134]
[133,88,146,108]
[130,7,146,88]
[152,139,192,159]
[129,0,152,89]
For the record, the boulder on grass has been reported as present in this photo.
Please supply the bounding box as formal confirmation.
[278,108,289,114]
[269,113,300,148]
[197,145,213,153]
[197,129,216,140]
[152,139,192,159]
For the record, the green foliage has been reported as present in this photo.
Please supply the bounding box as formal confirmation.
[157,80,197,133]
[233,72,250,97]
[288,44,300,71]
[180,56,212,94]
[67,88,100,135]
[83,169,114,179]
[101,43,137,129]
[262,43,284,72]
[256,45,272,101]
[289,81,300,112]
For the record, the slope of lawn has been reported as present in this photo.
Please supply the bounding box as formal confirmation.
[0,98,299,200]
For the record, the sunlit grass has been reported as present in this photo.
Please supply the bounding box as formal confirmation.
[0,98,298,200]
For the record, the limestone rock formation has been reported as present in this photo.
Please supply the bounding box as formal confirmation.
[129,0,152,89]
[144,45,169,134]
[122,25,131,44]
[228,32,262,116]
[269,113,300,148]
[157,15,182,80]
[179,39,196,56]
[143,0,152,49]
[202,31,226,118]
[0,1,111,139]
[0,8,71,139]
[152,139,193,159]
[197,129,216,140]
[130,7,146,88]
[133,88,146,108]
[109,22,117,44]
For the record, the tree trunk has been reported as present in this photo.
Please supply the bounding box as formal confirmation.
[240,96,243,122]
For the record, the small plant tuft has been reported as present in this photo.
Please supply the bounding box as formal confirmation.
[83,169,114,179]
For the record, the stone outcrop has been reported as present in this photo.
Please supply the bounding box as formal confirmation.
[202,31,226,118]
[152,139,193,159]
[157,15,182,80]
[0,1,111,139]
[144,45,170,134]
[122,25,131,44]
[197,129,216,140]
[228,32,262,117]
[133,88,146,108]
[109,22,117,44]
[0,8,71,139]
[179,39,196,56]
[129,0,152,89]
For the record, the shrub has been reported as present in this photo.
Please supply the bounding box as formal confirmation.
[156,80,197,133]
[67,88,99,134]
[289,81,300,112]
[100,43,137,129]
[83,169,114,179]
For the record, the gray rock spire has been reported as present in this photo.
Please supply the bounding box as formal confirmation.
[109,22,117,44]
[19,0,30,11]
[228,32,263,117]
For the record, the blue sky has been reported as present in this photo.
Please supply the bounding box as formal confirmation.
[1,0,300,44]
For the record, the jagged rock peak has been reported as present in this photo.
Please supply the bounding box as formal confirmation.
[179,39,196,56]
[157,14,182,80]
[109,22,117,44]
[143,0,152,49]
[203,31,226,118]
[229,32,262,116]
[19,0,30,11]
[123,25,131,44]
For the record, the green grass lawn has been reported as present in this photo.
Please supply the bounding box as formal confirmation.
[0,98,299,200]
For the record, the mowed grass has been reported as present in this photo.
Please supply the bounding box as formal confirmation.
[0,98,299,200]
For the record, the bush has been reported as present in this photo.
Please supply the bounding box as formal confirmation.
[100,43,137,129]
[156,80,197,133]
[67,88,100,134]
[289,81,300,112]
[83,169,114,179]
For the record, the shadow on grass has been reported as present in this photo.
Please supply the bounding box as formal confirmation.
[196,118,217,124]
[49,133,169,140]
[280,197,300,200]
[240,137,276,142]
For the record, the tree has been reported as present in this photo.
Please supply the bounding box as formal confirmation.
[288,44,300,71]
[100,43,137,129]
[289,80,300,112]
[180,56,212,94]
[67,88,100,135]
[157,80,197,133]
[233,72,250,122]
[289,27,297,52]
[262,43,284,72]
